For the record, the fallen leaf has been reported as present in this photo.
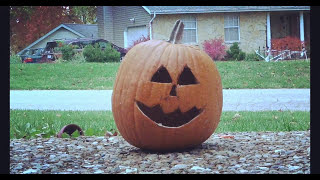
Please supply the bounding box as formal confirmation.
[113,131,118,136]
[219,135,235,139]
[105,131,118,138]
[232,113,241,121]
[105,131,113,138]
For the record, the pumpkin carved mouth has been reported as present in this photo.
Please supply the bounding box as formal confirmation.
[136,101,202,127]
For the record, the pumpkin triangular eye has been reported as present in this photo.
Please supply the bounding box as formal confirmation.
[151,66,172,83]
[178,66,198,85]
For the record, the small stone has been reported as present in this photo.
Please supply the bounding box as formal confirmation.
[83,165,95,168]
[258,166,269,171]
[271,165,285,170]
[109,137,119,143]
[63,157,73,162]
[232,164,241,169]
[263,163,272,166]
[36,145,44,149]
[113,166,121,173]
[171,164,188,170]
[239,169,249,173]
[22,169,38,174]
[288,165,301,171]
[14,164,23,170]
[94,170,104,174]
[92,141,98,145]
[278,132,286,136]
[76,145,85,150]
[190,166,211,173]
[275,149,286,154]
[125,168,137,174]
[293,155,301,159]
[285,151,294,156]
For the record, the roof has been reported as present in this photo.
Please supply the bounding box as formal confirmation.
[63,24,98,38]
[143,6,310,14]
[17,24,98,55]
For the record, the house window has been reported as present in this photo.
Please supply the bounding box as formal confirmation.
[181,16,197,44]
[224,14,240,42]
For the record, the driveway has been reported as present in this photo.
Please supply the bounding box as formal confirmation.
[9,89,310,111]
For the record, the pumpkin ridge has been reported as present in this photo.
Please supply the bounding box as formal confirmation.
[135,41,171,101]
[139,42,173,108]
[117,42,162,144]
[131,41,171,146]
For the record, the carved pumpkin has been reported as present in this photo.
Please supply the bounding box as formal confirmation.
[112,20,223,151]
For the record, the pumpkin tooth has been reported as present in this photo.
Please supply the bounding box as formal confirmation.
[136,101,202,128]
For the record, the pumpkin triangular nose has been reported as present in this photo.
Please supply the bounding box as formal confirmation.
[170,85,177,96]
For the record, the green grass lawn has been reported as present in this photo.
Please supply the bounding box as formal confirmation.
[217,60,310,89]
[10,110,310,139]
[10,60,310,90]
[10,62,120,90]
[10,60,310,140]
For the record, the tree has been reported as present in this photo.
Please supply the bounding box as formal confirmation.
[10,6,35,53]
[71,6,97,24]
[10,6,82,53]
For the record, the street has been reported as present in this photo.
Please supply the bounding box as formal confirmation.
[10,89,310,111]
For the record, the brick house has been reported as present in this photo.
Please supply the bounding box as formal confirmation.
[97,6,310,53]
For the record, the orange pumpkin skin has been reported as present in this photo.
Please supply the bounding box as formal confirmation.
[112,39,223,151]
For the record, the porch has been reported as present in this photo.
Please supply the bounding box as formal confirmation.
[259,10,310,61]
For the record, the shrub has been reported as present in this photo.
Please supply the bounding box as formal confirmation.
[83,43,120,62]
[244,52,262,61]
[82,44,101,62]
[126,35,150,52]
[103,43,121,62]
[70,52,86,63]
[271,36,302,51]
[55,44,75,61]
[10,53,22,64]
[202,38,227,61]
[226,42,246,61]
[54,57,66,64]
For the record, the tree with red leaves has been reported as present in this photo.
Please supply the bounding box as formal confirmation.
[10,6,87,54]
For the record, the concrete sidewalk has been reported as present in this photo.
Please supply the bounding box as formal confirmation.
[9,89,310,111]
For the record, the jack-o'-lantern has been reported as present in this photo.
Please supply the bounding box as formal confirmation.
[112,20,223,151]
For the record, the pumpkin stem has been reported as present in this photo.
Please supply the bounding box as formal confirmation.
[167,20,184,44]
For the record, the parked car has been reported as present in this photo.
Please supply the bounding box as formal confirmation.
[40,38,127,62]
[20,48,45,63]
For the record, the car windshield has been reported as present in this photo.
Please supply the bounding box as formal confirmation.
[36,48,44,55]
[44,42,58,52]
[26,49,41,56]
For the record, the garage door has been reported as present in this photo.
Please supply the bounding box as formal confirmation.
[125,25,148,48]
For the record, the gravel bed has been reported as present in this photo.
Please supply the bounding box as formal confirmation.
[10,131,310,174]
